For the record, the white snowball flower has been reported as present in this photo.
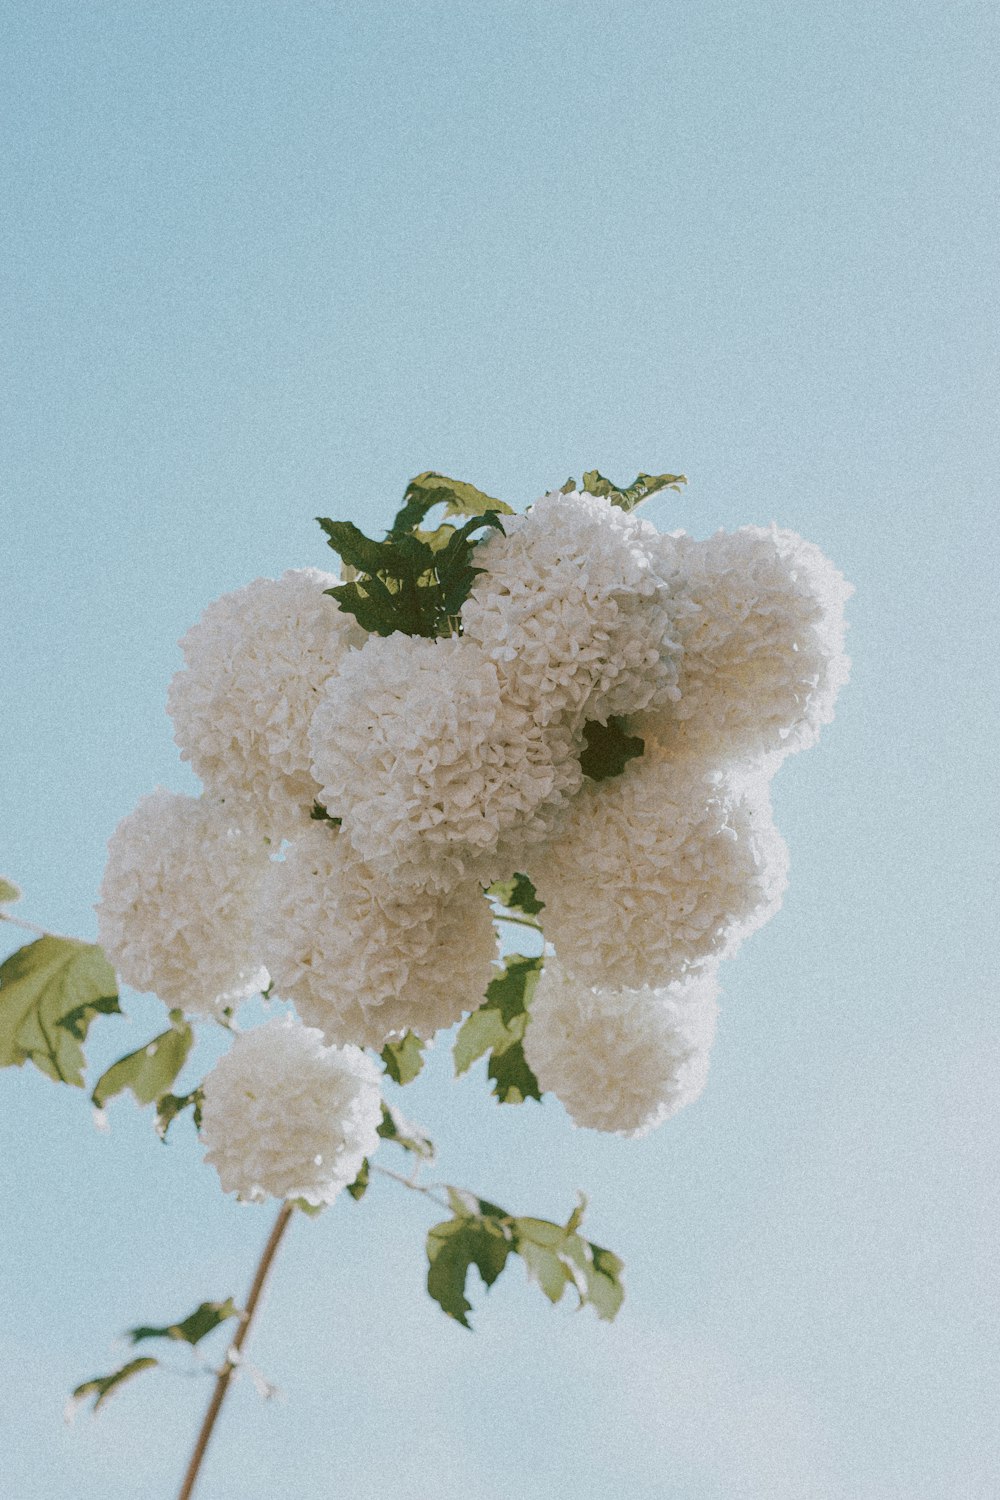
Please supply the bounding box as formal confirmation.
[638,526,852,767]
[460,490,684,729]
[167,568,365,834]
[523,957,719,1137]
[258,825,498,1049]
[96,789,270,1016]
[531,752,789,990]
[309,633,582,893]
[200,1017,382,1205]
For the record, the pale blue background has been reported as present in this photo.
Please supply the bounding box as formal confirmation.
[2,3,997,1497]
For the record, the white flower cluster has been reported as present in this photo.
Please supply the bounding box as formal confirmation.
[531,749,789,991]
[461,490,685,727]
[167,569,364,833]
[309,634,582,892]
[257,826,498,1049]
[200,1018,382,1204]
[523,957,719,1138]
[97,481,850,1177]
[96,789,270,1017]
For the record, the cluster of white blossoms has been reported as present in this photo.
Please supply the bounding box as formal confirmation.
[96,479,850,1191]
[199,1018,382,1204]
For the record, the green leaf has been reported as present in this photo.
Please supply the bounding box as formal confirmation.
[377,1101,435,1160]
[380,1031,426,1085]
[155,1087,204,1141]
[346,1158,370,1201]
[316,518,399,576]
[580,469,686,511]
[319,500,504,640]
[392,472,513,534]
[0,878,21,904]
[510,1209,625,1321]
[426,1214,513,1328]
[68,1357,158,1417]
[310,802,342,826]
[424,1190,624,1327]
[129,1299,238,1348]
[485,871,544,916]
[91,1013,194,1110]
[454,954,543,1104]
[0,937,120,1086]
[578,717,644,781]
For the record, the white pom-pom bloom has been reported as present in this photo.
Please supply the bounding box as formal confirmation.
[460,491,684,729]
[167,568,365,833]
[532,753,789,990]
[258,825,498,1048]
[638,526,852,766]
[96,790,270,1016]
[523,957,719,1137]
[309,633,582,893]
[200,1017,382,1205]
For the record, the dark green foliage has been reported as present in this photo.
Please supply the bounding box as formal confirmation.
[0,937,120,1086]
[69,1357,158,1416]
[579,469,686,511]
[91,1011,194,1110]
[346,1158,370,1201]
[380,1030,426,1085]
[426,1189,625,1328]
[0,878,21,903]
[579,717,645,781]
[310,802,342,826]
[454,954,542,1104]
[155,1087,204,1141]
[485,871,544,916]
[378,1101,435,1160]
[426,1191,513,1328]
[129,1299,238,1348]
[317,473,507,639]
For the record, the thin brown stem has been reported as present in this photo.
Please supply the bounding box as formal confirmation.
[176,1201,294,1500]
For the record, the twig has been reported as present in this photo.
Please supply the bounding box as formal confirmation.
[176,1202,294,1500]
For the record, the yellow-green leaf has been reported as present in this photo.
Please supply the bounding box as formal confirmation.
[0,937,120,1086]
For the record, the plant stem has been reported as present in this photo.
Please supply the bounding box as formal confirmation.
[176,1201,294,1500]
[494,913,542,932]
[0,911,78,942]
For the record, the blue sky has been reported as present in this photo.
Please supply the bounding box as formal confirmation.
[2,3,997,1496]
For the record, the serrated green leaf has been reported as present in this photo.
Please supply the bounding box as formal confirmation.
[393,472,513,535]
[69,1357,158,1416]
[0,937,120,1086]
[487,1044,542,1105]
[579,717,645,781]
[0,878,21,903]
[452,1006,510,1078]
[511,1209,625,1321]
[380,1031,426,1085]
[377,1101,435,1159]
[155,1087,203,1141]
[515,1238,573,1304]
[345,1158,370,1201]
[453,954,542,1104]
[485,872,544,916]
[426,1214,513,1328]
[318,500,503,640]
[91,1015,194,1110]
[316,519,399,575]
[580,469,686,511]
[129,1299,238,1348]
